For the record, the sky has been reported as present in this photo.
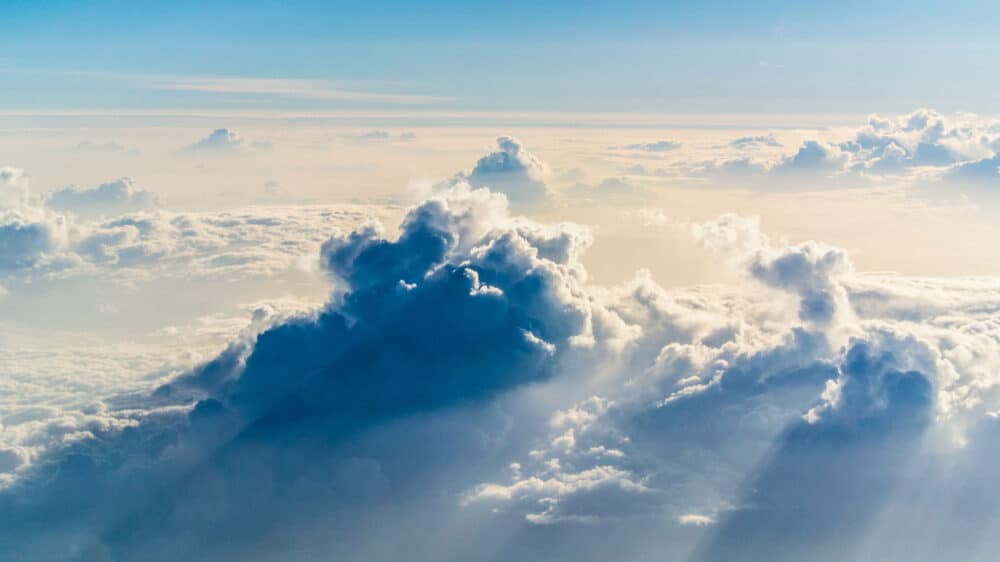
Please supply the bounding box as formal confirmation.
[4,0,1000,113]
[2,2,1000,562]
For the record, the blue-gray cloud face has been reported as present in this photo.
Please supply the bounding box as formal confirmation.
[692,338,934,562]
[946,153,1000,183]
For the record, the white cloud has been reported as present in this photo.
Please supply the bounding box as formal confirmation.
[693,109,1000,190]
[0,167,68,271]
[47,177,157,218]
[182,128,245,152]
[465,136,549,206]
[678,513,717,526]
[729,134,782,149]
[624,140,683,152]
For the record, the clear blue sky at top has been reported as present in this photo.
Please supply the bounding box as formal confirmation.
[3,0,999,114]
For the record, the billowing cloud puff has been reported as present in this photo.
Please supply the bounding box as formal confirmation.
[182,128,245,152]
[833,108,1000,182]
[749,242,853,326]
[0,167,67,271]
[693,213,853,326]
[839,108,987,172]
[466,136,549,206]
[47,178,157,219]
[698,109,1000,189]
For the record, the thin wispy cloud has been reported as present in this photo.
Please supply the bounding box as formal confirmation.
[142,75,452,105]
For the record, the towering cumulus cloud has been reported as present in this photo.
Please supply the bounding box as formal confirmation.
[465,136,549,206]
[2,183,1000,562]
[0,183,601,560]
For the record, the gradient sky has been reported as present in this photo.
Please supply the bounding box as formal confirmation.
[4,0,1000,113]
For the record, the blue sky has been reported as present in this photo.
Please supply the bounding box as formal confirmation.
[4,0,1000,113]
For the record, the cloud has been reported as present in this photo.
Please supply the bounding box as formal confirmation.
[678,513,717,526]
[624,140,683,152]
[346,130,417,143]
[839,109,988,172]
[944,153,1000,184]
[620,163,675,177]
[47,178,157,218]
[67,205,382,282]
[692,337,934,562]
[182,128,245,152]
[697,141,852,186]
[772,141,849,174]
[694,213,854,326]
[830,108,1000,182]
[0,222,54,270]
[2,179,1000,561]
[701,156,770,177]
[465,136,549,206]
[0,166,386,291]
[566,176,651,203]
[353,130,391,141]
[73,140,128,153]
[0,183,612,559]
[468,208,1000,558]
[696,109,1000,189]
[729,134,782,149]
[0,167,66,271]
[467,465,654,524]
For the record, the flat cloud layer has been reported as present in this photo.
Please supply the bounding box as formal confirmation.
[1,176,999,562]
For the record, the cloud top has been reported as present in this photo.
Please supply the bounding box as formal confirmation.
[467,136,549,205]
